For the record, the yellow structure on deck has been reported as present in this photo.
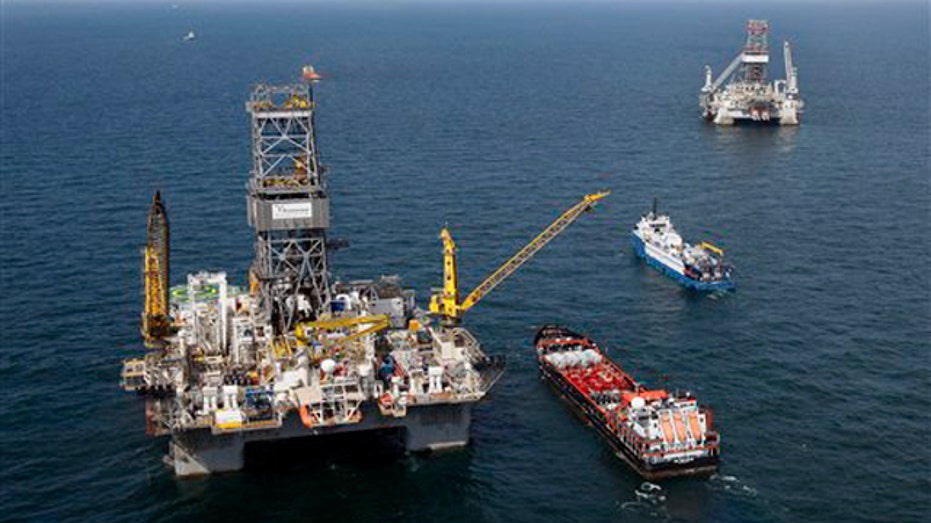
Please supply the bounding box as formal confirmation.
[295,315,391,347]
[141,191,173,348]
[699,241,725,256]
[429,191,609,324]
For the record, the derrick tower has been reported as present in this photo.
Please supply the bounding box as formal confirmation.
[246,77,331,334]
[739,19,769,84]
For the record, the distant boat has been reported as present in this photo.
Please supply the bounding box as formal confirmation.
[183,31,195,42]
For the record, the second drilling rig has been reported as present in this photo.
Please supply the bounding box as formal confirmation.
[700,20,804,125]
[121,67,607,476]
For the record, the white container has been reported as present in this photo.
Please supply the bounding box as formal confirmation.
[214,408,244,429]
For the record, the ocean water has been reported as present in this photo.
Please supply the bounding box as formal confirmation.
[1,1,929,521]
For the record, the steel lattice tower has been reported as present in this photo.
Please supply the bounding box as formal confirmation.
[246,81,331,334]
[740,19,769,84]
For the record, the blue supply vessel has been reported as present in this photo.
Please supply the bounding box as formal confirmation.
[630,200,735,291]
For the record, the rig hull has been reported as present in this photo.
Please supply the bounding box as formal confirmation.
[700,98,802,127]
[168,402,474,477]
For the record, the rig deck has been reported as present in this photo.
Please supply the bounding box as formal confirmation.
[123,273,504,476]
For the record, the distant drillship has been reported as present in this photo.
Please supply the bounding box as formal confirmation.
[700,20,803,125]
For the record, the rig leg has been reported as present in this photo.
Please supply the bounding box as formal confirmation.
[713,112,735,125]
[403,404,472,452]
[780,108,799,125]
[171,431,246,477]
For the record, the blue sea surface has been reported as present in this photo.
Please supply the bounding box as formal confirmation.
[1,1,929,522]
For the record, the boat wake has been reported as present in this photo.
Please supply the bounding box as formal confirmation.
[705,289,730,300]
[619,482,669,519]
[708,473,758,498]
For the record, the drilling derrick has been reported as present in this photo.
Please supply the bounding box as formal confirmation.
[740,20,769,84]
[246,81,331,334]
[141,191,172,348]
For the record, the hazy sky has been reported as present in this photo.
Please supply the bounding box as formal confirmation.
[4,0,925,5]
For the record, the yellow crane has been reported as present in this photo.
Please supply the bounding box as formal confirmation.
[699,241,725,257]
[294,314,391,347]
[141,191,173,348]
[429,191,609,324]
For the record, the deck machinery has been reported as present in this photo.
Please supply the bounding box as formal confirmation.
[121,68,606,476]
[700,20,804,125]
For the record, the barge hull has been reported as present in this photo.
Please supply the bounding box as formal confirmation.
[540,362,718,481]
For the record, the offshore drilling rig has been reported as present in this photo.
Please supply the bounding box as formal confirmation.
[700,20,804,125]
[121,67,607,476]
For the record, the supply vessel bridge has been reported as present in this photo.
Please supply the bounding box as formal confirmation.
[121,67,606,476]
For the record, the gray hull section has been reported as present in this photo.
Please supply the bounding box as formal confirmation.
[170,402,473,477]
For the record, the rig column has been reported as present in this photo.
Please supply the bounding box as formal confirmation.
[171,431,246,477]
[403,404,473,451]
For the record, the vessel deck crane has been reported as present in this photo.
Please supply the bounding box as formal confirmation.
[429,191,609,324]
[706,53,743,93]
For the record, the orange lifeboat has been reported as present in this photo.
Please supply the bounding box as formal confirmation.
[299,405,315,428]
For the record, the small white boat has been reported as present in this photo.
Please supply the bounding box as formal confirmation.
[183,31,196,42]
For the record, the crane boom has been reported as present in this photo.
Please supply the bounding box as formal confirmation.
[710,53,742,92]
[430,191,609,323]
[784,41,798,94]
[142,191,173,348]
[460,192,609,310]
[295,315,391,346]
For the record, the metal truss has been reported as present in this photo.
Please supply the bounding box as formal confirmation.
[247,81,332,334]
[740,20,769,84]
[253,232,330,330]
